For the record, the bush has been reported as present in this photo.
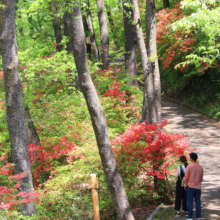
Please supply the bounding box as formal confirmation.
[112,121,191,200]
[157,0,220,117]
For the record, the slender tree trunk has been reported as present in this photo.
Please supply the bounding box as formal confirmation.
[140,87,150,122]
[146,0,161,122]
[146,0,163,192]
[86,0,100,61]
[83,15,92,60]
[0,0,36,215]
[64,11,73,52]
[123,0,138,87]
[97,0,109,70]
[131,0,157,124]
[24,104,40,160]
[106,6,120,50]
[163,0,170,8]
[69,2,134,219]
[27,15,34,37]
[50,1,63,52]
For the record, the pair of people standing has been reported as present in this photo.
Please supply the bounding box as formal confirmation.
[175,153,203,220]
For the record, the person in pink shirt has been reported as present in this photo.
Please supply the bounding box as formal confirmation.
[185,152,203,220]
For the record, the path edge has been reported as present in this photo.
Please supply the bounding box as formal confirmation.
[146,205,161,220]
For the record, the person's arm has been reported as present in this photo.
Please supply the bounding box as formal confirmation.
[185,166,190,185]
[176,166,180,179]
[201,167,203,182]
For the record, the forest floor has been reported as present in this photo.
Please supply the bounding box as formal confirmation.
[158,97,220,220]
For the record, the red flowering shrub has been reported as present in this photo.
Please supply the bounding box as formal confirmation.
[29,136,76,187]
[92,67,141,133]
[157,2,192,75]
[0,155,38,216]
[104,80,128,101]
[157,1,220,76]
[112,121,191,193]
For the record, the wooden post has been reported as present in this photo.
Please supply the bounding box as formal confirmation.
[69,174,100,219]
[90,174,100,220]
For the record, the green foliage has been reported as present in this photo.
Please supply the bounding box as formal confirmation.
[16,0,56,59]
[172,3,220,76]
[0,4,6,9]
[0,0,205,218]
[92,66,143,135]
[157,0,220,118]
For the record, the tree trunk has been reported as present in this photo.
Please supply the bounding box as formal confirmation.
[146,0,161,122]
[163,0,170,8]
[83,15,92,60]
[50,1,63,52]
[69,2,134,219]
[146,0,163,191]
[140,87,150,123]
[106,6,120,50]
[24,104,40,159]
[64,11,73,52]
[27,15,34,37]
[131,0,157,124]
[97,0,109,70]
[123,0,138,87]
[86,0,100,61]
[0,0,36,215]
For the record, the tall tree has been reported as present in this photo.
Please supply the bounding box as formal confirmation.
[0,0,36,215]
[24,104,40,159]
[69,1,135,219]
[97,0,109,69]
[146,0,163,193]
[83,15,92,59]
[123,0,138,87]
[64,10,73,52]
[86,0,100,61]
[131,0,157,124]
[146,0,161,122]
[106,6,120,50]
[50,1,63,52]
[163,0,170,8]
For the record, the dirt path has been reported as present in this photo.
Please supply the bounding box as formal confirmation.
[162,97,220,220]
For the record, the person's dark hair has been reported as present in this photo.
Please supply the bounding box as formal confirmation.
[180,155,188,167]
[190,152,198,161]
